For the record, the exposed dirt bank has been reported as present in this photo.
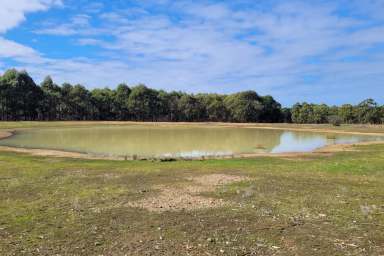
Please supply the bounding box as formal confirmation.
[0,146,117,160]
[1,121,384,135]
[0,130,13,140]
[0,140,383,161]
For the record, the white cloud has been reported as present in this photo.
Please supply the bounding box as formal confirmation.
[0,0,62,33]
[84,2,104,14]
[0,0,61,69]
[0,37,43,63]
[34,14,92,35]
[2,0,384,105]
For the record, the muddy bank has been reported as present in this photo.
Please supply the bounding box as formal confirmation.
[0,130,13,140]
[0,140,383,161]
[1,121,384,135]
[0,145,121,160]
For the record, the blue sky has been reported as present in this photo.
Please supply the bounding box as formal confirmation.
[0,0,384,106]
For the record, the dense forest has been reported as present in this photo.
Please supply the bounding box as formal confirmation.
[0,69,383,124]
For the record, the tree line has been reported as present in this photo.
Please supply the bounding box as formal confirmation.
[291,100,384,125]
[0,69,284,122]
[0,69,383,124]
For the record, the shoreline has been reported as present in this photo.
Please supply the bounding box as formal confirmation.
[1,121,384,135]
[0,130,14,140]
[0,122,384,160]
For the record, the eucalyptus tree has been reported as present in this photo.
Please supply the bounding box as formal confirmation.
[0,69,42,120]
[355,99,381,124]
[259,95,283,123]
[60,83,92,120]
[338,104,355,124]
[291,103,315,124]
[0,77,7,120]
[114,83,131,120]
[40,76,62,120]
[197,94,228,122]
[91,88,116,120]
[128,84,160,121]
[1,68,382,124]
[281,108,292,123]
[178,94,206,122]
[156,90,172,121]
[312,104,329,124]
[166,91,184,121]
[224,91,264,122]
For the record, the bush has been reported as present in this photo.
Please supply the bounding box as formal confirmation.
[328,115,342,126]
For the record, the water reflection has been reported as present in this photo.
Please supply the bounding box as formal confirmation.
[271,131,379,153]
[0,125,382,158]
[271,132,326,153]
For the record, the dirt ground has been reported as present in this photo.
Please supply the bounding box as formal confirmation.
[127,174,249,212]
[1,140,384,255]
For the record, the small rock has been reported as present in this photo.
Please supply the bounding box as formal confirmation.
[207,237,215,243]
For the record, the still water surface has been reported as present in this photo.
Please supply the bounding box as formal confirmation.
[0,125,382,158]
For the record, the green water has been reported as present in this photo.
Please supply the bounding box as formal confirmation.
[0,125,382,158]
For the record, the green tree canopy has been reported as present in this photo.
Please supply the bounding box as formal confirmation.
[224,91,264,122]
[1,69,383,124]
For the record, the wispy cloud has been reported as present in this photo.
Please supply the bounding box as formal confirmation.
[0,37,42,63]
[34,14,92,35]
[1,0,384,105]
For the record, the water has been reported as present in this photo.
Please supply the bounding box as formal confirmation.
[0,125,382,158]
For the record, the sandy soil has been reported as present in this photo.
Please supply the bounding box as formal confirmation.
[314,140,384,153]
[0,130,13,140]
[126,174,249,212]
[0,145,118,160]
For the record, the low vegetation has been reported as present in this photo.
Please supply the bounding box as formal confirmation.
[1,69,383,124]
[0,123,383,255]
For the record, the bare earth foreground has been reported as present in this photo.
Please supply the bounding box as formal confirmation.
[0,122,384,255]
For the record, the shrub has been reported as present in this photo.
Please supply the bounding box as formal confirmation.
[328,115,342,126]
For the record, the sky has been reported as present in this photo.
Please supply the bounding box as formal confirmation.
[0,0,384,106]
